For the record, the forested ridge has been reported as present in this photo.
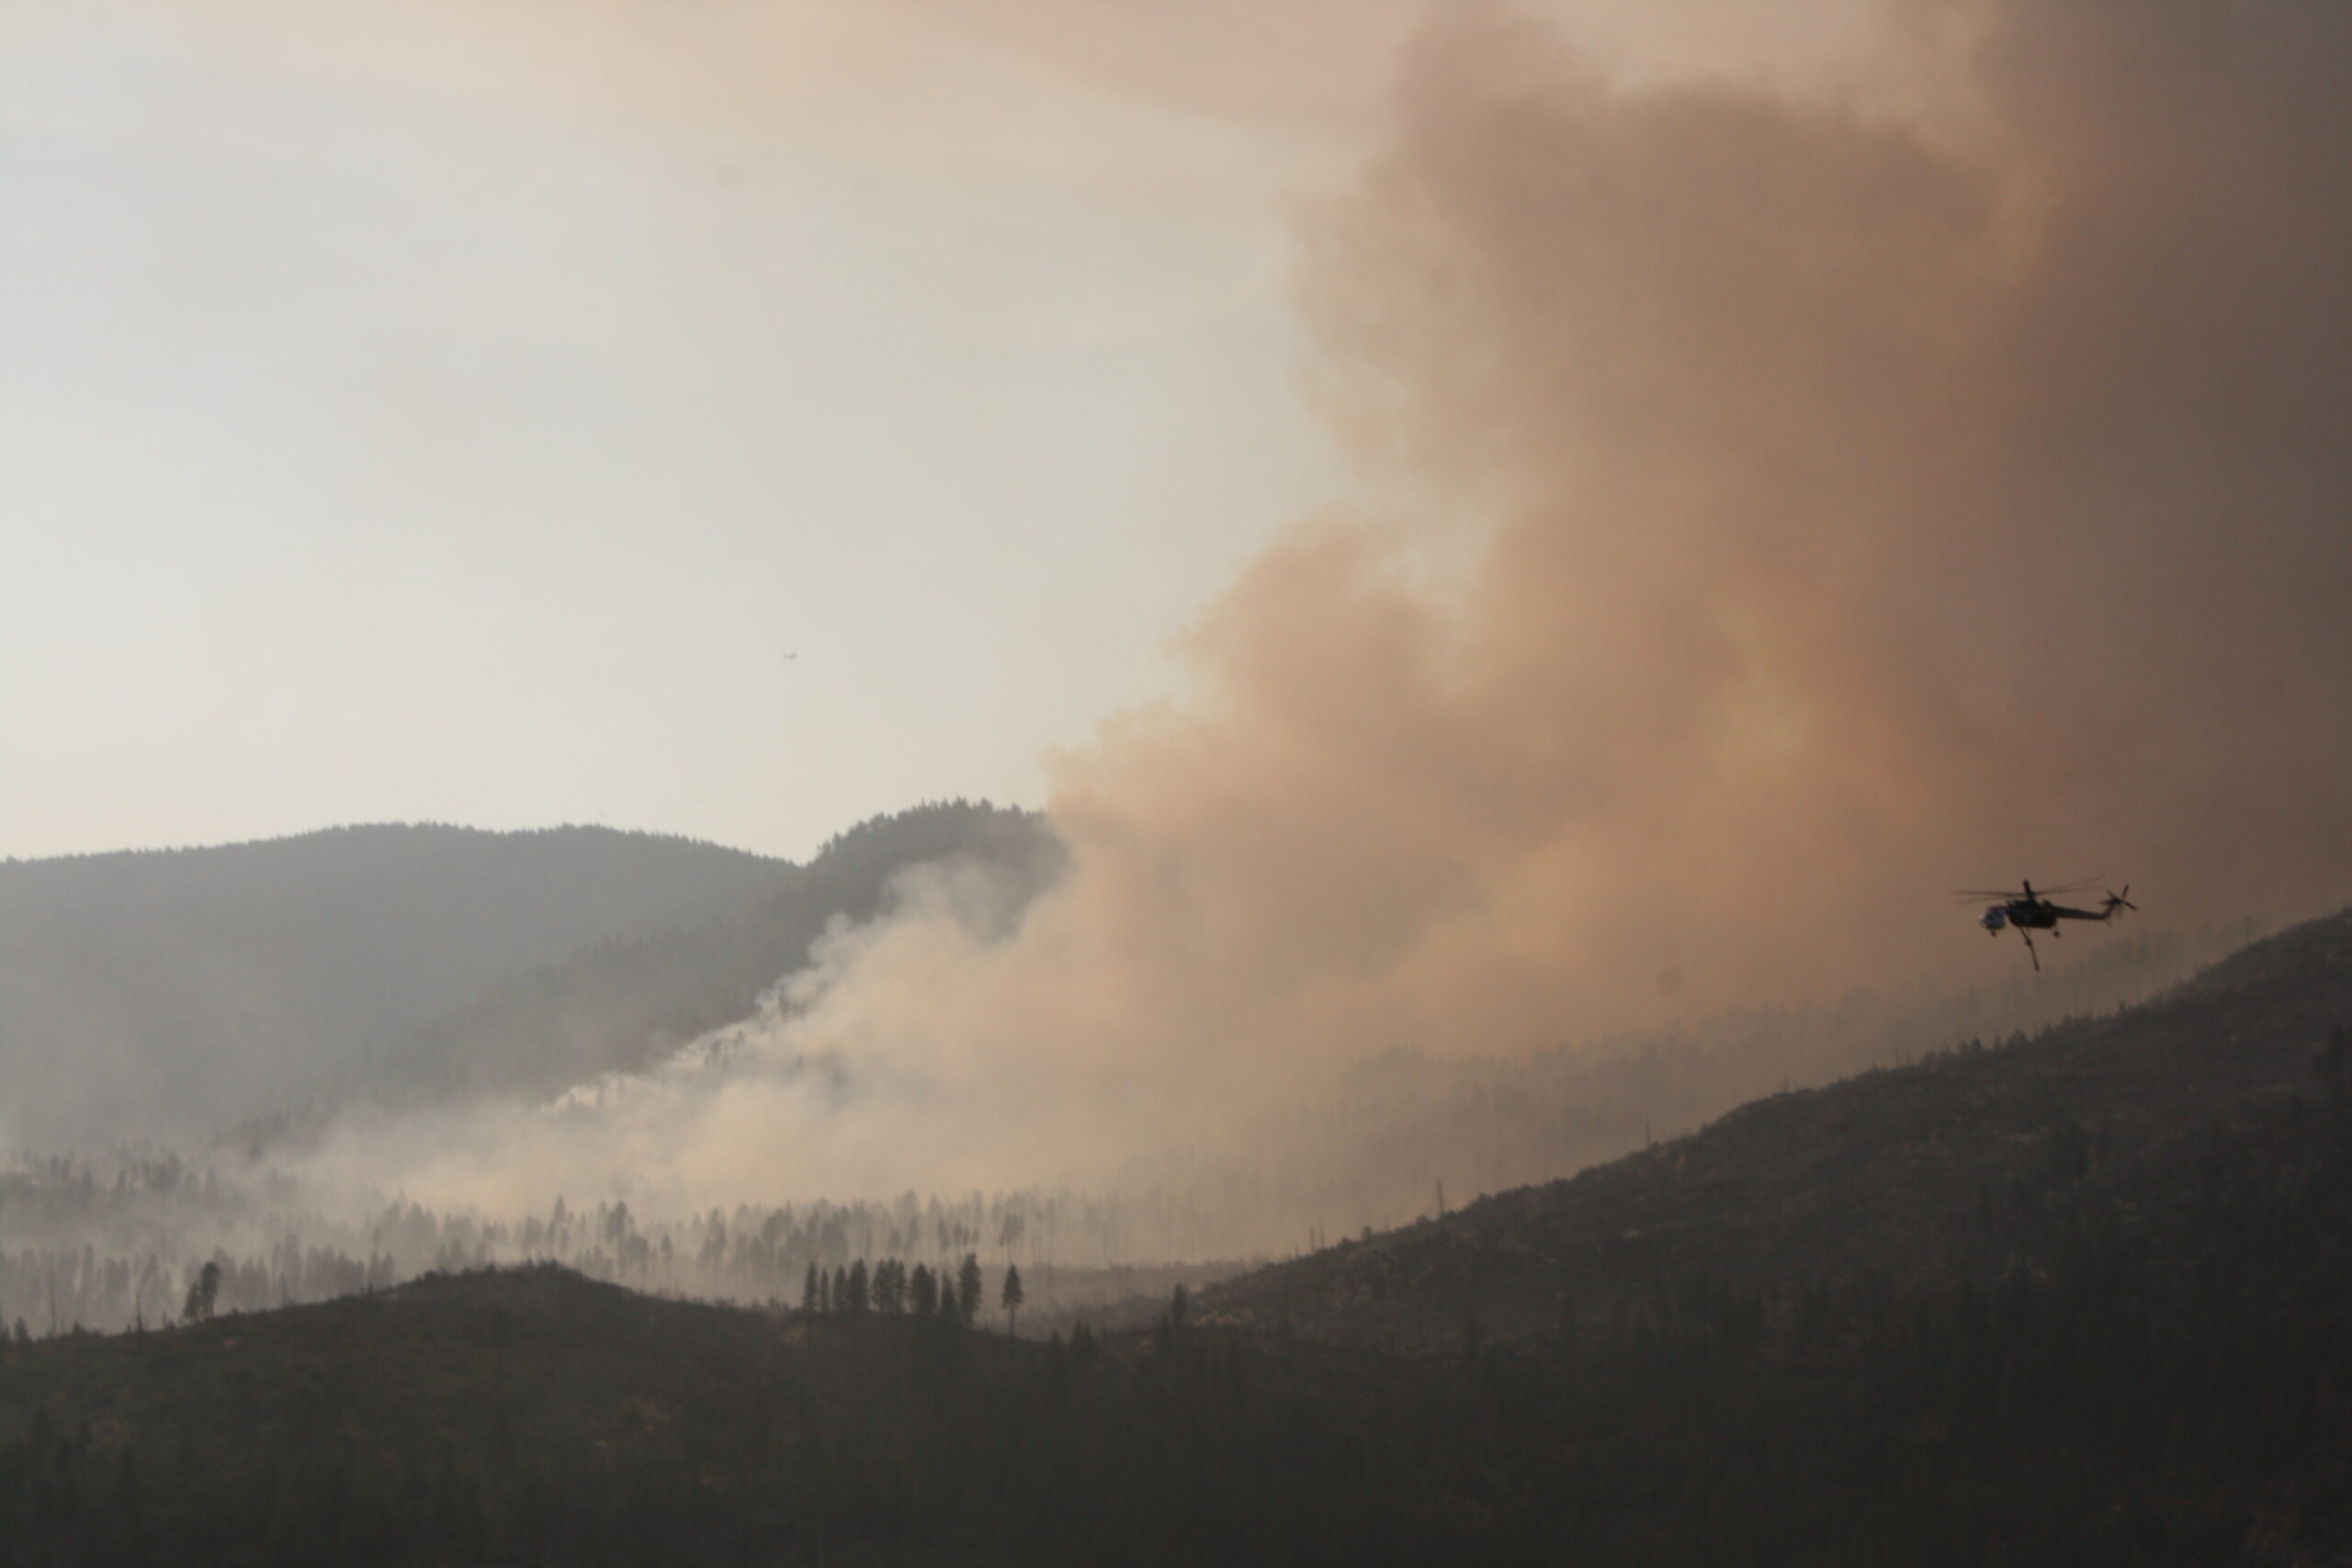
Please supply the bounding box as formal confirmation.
[0,804,1060,1147]
[3,908,2348,1564]
[357,800,1067,1112]
[0,823,786,1145]
[1206,905,2352,1352]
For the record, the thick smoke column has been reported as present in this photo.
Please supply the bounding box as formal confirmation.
[345,2,2352,1213]
[1016,1,2352,1056]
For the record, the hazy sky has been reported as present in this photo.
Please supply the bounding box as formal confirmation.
[0,0,1892,862]
[0,1,1324,860]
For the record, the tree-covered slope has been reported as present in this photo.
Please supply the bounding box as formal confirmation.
[1204,905,2352,1352]
[0,825,789,1144]
[0,805,1063,1145]
[351,800,1067,1111]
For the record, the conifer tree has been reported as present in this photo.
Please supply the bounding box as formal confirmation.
[956,1253,984,1326]
[1001,1264,1025,1337]
[180,1260,220,1325]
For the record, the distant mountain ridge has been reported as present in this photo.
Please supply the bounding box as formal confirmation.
[336,800,1067,1117]
[0,806,1062,1148]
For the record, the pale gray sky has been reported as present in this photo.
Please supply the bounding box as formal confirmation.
[0,0,1886,861]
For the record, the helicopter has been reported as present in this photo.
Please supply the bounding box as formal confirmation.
[1956,878,2137,970]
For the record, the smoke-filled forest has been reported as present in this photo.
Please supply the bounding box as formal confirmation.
[0,818,2258,1338]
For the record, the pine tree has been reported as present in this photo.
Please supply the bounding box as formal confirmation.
[180,1260,220,1325]
[956,1253,984,1326]
[803,1263,820,1314]
[939,1273,964,1326]
[1001,1264,1025,1337]
[911,1263,939,1318]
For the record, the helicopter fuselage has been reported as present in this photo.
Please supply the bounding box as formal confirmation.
[1980,898,2111,933]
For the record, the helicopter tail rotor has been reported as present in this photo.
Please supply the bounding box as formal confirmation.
[2101,885,2137,919]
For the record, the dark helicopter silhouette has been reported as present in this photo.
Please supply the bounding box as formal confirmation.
[1956,878,2137,970]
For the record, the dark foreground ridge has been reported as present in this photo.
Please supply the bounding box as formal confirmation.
[5,909,2351,1565]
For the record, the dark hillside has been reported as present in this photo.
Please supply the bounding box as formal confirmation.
[1204,906,2352,1352]
[0,1268,1001,1564]
[0,1268,1506,1567]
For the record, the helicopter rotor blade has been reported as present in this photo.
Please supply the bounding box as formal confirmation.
[1953,877,2108,901]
